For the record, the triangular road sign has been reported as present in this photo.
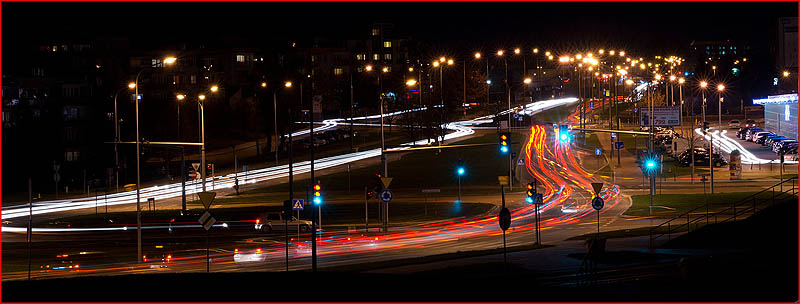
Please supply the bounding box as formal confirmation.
[192,162,200,171]
[381,177,393,189]
[198,191,216,210]
[517,158,525,166]
[591,183,603,196]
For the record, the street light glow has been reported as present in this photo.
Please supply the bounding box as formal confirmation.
[558,56,570,63]
[433,61,440,67]
[285,81,292,88]
[678,78,685,84]
[625,79,634,85]
[198,94,206,101]
[163,57,178,65]
[128,82,136,89]
[669,75,676,81]
[497,50,504,56]
[260,82,267,88]
[406,79,417,86]
[176,94,185,100]
[700,81,708,88]
[524,78,532,84]
[533,48,539,54]
[784,71,790,77]
[474,52,482,59]
[447,59,454,65]
[210,85,219,92]
[440,57,446,62]
[514,48,520,54]
[382,67,389,72]
[717,84,725,91]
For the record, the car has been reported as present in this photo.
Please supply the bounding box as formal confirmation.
[743,128,761,141]
[744,119,757,127]
[677,147,727,167]
[728,120,740,128]
[751,131,773,143]
[737,126,757,139]
[778,143,798,155]
[764,135,787,146]
[755,132,776,144]
[254,212,312,233]
[773,139,796,152]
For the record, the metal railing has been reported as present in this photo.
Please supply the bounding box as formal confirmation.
[649,177,797,249]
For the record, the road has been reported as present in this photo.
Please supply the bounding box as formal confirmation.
[2,97,660,280]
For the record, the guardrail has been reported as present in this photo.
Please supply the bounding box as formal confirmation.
[649,177,798,249]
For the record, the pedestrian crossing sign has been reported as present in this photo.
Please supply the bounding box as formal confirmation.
[517,158,525,166]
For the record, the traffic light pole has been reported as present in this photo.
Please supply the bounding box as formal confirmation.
[287,107,294,273]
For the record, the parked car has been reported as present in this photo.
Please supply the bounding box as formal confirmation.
[744,128,764,141]
[255,212,312,233]
[751,131,773,143]
[754,132,776,144]
[764,135,787,146]
[737,126,757,139]
[677,148,727,167]
[778,143,798,155]
[773,139,797,152]
[728,120,740,128]
[744,119,757,127]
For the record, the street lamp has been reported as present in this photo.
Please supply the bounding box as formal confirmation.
[133,56,176,262]
[111,83,136,192]
[784,71,790,78]
[271,81,293,165]
[366,66,389,177]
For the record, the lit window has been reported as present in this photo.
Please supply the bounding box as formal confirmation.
[372,28,379,36]
[384,53,392,60]
[373,54,379,60]
[334,67,344,75]
[151,59,163,67]
[236,55,245,62]
[190,75,197,84]
[311,55,318,62]
[357,67,364,72]
[356,54,366,60]
[383,41,392,48]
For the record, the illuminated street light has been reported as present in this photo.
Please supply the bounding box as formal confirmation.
[717,84,725,92]
[447,59,454,66]
[619,51,625,56]
[784,71,790,78]
[700,81,708,88]
[669,75,676,82]
[514,48,520,54]
[285,81,293,88]
[678,77,685,84]
[176,94,185,100]
[261,82,267,88]
[198,94,206,101]
[408,67,414,72]
[365,65,373,72]
[497,50,504,56]
[598,49,605,54]
[609,50,615,56]
[576,54,583,60]
[406,79,417,86]
[625,79,634,86]
[128,82,136,89]
[533,48,539,54]
[523,78,532,84]
[440,57,446,62]
[382,67,389,72]
[210,85,219,92]
[163,57,178,65]
[432,61,440,67]
[474,52,481,59]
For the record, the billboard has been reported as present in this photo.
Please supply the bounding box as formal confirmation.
[639,106,681,127]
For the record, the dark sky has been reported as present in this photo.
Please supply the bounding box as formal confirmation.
[2,2,797,55]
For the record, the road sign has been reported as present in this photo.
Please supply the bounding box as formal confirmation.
[380,177,393,189]
[511,152,517,159]
[639,106,681,127]
[591,197,604,210]
[498,176,509,186]
[699,174,709,182]
[611,132,617,139]
[292,199,304,210]
[192,162,200,171]
[534,193,544,205]
[199,211,216,231]
[198,192,216,210]
[498,207,511,231]
[421,189,441,193]
[591,182,603,196]
[53,173,60,183]
[517,158,525,166]
[594,148,602,156]
[380,189,393,203]
[615,141,624,149]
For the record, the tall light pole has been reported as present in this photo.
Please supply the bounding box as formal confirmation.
[133,56,176,262]
[711,83,724,194]
[475,52,490,114]
[112,83,135,192]
[365,65,390,177]
[717,83,725,130]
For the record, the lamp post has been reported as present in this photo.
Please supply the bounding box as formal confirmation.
[475,52,490,115]
[366,65,389,177]
[133,56,176,262]
[112,83,135,192]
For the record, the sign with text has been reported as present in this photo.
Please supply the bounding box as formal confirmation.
[639,106,681,127]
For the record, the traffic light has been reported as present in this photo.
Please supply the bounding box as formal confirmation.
[206,163,214,176]
[313,183,322,205]
[525,182,535,203]
[558,125,570,143]
[643,153,660,173]
[456,159,465,176]
[499,132,511,154]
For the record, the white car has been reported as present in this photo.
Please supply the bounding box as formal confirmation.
[255,212,312,233]
[728,120,740,128]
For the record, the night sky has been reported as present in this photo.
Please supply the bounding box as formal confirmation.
[3,2,797,56]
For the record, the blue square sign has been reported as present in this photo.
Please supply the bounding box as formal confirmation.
[595,148,602,156]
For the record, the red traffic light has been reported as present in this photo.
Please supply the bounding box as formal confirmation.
[314,184,321,191]
[501,134,508,140]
